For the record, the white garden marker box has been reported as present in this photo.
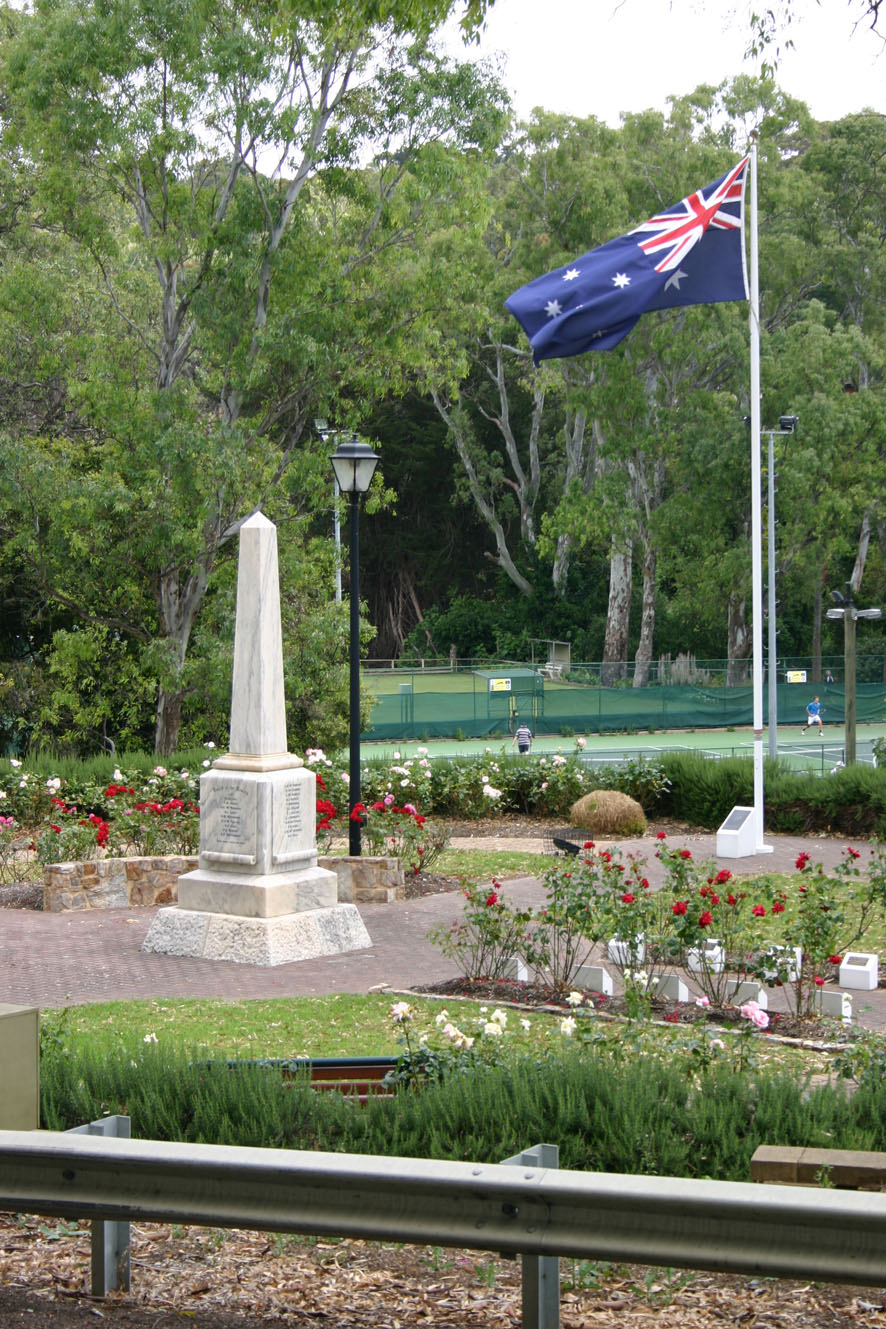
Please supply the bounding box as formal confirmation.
[839,953,879,991]
[716,806,757,858]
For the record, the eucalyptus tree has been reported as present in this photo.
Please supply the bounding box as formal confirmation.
[0,0,506,752]
[430,87,790,681]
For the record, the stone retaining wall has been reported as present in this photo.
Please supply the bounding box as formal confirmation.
[43,855,404,912]
[44,857,199,913]
[319,856,404,904]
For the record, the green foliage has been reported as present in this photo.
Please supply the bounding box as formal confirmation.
[746,845,884,1018]
[39,1030,884,1178]
[658,752,754,825]
[349,800,450,875]
[427,880,533,979]
[659,753,886,836]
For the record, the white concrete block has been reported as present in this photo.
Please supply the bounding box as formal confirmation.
[688,938,725,974]
[653,974,689,1003]
[839,952,879,991]
[761,945,802,983]
[573,964,614,996]
[816,989,853,1023]
[725,980,769,1010]
[503,956,529,983]
[607,935,645,967]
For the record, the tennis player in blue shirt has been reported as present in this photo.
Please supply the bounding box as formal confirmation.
[801,697,823,735]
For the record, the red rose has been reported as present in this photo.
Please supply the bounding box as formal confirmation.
[672,900,688,916]
[828,955,842,965]
[771,901,785,913]
[752,904,766,917]
[485,892,499,907]
[795,852,811,870]
[621,893,636,904]
[727,894,737,906]
[699,911,713,927]
[714,869,733,884]
[680,849,692,860]
[814,977,825,987]
[656,831,667,840]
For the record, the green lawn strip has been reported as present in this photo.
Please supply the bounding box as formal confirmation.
[433,846,545,882]
[42,994,556,1059]
[42,993,829,1082]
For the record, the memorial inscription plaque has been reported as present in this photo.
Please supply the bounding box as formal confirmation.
[203,781,258,866]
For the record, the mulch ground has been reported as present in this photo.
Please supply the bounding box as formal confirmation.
[0,1212,883,1329]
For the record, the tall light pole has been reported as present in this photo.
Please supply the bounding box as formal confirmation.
[827,583,883,766]
[315,419,343,603]
[764,415,798,760]
[329,435,379,855]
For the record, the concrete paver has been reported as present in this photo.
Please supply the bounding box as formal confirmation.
[2,831,884,1030]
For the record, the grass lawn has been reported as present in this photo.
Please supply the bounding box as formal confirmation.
[44,993,558,1059]
[43,991,828,1082]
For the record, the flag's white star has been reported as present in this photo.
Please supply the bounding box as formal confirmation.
[563,268,580,282]
[544,298,562,318]
[612,272,631,289]
[664,268,689,291]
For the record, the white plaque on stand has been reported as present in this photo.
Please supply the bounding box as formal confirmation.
[716,806,757,858]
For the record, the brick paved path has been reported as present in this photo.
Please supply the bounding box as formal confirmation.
[3,831,884,1029]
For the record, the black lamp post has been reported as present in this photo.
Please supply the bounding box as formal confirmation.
[329,435,379,855]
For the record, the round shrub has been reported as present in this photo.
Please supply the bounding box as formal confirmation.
[570,789,647,836]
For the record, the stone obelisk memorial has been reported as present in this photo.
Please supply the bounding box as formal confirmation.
[143,512,371,965]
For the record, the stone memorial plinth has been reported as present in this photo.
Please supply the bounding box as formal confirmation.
[143,512,371,967]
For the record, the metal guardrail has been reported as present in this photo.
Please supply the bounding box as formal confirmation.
[3,1129,886,1299]
[66,1114,131,1297]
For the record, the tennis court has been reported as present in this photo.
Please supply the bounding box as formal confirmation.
[362,664,886,749]
[363,724,886,771]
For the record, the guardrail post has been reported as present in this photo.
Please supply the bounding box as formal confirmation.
[67,1115,131,1296]
[502,1143,560,1329]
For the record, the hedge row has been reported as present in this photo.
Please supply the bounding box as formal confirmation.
[658,753,886,837]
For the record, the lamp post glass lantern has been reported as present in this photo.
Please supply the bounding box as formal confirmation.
[330,436,379,856]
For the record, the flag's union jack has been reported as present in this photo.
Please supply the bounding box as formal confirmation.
[631,157,749,273]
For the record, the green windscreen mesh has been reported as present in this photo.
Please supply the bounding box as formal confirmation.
[361,671,886,742]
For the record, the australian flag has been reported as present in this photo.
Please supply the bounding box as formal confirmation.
[506,157,749,363]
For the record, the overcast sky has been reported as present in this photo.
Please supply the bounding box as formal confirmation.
[444,0,885,126]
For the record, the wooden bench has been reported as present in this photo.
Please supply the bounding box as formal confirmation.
[751,1145,886,1191]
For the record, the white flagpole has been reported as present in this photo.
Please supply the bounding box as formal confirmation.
[748,139,772,854]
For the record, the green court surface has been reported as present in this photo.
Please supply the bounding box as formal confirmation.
[363,724,886,773]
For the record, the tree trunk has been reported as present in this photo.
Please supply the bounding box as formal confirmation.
[154,687,184,757]
[633,544,656,688]
[431,386,535,596]
[153,564,211,754]
[602,539,632,686]
[726,594,751,685]
[551,409,597,596]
